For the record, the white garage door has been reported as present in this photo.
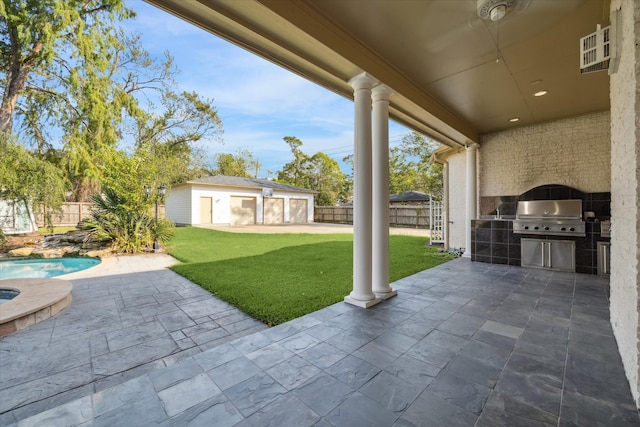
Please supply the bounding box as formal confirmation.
[264,198,284,224]
[230,196,256,225]
[289,199,308,223]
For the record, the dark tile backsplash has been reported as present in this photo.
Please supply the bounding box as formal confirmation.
[471,219,609,275]
[480,185,611,219]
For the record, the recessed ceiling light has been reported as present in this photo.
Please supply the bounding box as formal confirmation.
[509,117,520,122]
[530,80,543,85]
[534,90,548,97]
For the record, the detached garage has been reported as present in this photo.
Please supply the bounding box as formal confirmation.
[165,175,316,226]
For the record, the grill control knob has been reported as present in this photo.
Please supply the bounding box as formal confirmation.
[560,227,566,231]
[544,226,550,231]
[569,227,575,232]
[534,226,539,230]
[523,226,529,230]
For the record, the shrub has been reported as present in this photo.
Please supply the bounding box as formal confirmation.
[79,187,174,253]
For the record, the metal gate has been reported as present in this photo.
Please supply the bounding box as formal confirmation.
[429,199,445,244]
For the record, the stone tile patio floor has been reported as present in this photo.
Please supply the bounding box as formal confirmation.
[1,255,638,426]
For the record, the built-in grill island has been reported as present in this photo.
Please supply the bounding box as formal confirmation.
[513,200,585,238]
[471,184,611,274]
[514,200,585,272]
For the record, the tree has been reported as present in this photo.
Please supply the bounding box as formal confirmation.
[277,136,349,205]
[0,133,68,226]
[0,0,133,136]
[0,1,223,200]
[389,131,443,200]
[210,149,260,178]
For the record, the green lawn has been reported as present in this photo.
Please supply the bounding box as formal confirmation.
[167,227,454,325]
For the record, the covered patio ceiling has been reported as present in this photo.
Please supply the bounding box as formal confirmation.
[144,0,610,148]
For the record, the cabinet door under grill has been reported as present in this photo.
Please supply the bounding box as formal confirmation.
[521,238,575,272]
[521,239,545,269]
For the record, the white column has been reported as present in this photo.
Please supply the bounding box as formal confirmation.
[372,85,397,299]
[463,144,477,258]
[345,73,380,308]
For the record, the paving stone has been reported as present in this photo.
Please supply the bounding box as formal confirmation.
[92,337,179,377]
[1,338,91,386]
[9,395,93,427]
[458,339,510,370]
[564,350,632,404]
[421,329,469,352]
[479,320,523,339]
[384,354,440,388]
[0,365,93,413]
[190,327,230,346]
[179,299,233,319]
[495,370,563,416]
[360,370,422,412]
[325,392,398,427]
[149,357,203,392]
[505,352,564,387]
[245,393,320,427]
[278,332,320,354]
[208,356,262,390]
[560,390,640,427]
[169,394,243,427]
[158,373,221,417]
[156,310,197,332]
[224,372,287,417]
[247,343,295,370]
[293,373,353,416]
[298,342,347,370]
[353,338,402,369]
[444,353,503,388]
[3,383,95,426]
[436,313,486,339]
[94,360,166,392]
[266,355,321,390]
[405,339,456,369]
[428,371,491,414]
[320,327,370,353]
[105,320,169,352]
[193,343,243,371]
[92,395,169,427]
[92,375,156,416]
[475,391,558,427]
[325,355,380,389]
[303,323,343,341]
[391,318,439,340]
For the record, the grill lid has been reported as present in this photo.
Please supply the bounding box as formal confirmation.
[516,200,582,220]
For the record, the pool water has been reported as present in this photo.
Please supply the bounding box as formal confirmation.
[0,257,101,279]
[0,289,19,304]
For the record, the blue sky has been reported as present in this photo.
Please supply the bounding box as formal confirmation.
[124,0,410,177]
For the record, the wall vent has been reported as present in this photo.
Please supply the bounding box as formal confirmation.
[580,10,621,75]
[580,24,610,74]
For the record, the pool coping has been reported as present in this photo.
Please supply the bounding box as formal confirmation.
[0,278,73,337]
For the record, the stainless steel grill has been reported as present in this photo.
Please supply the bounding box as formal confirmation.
[513,200,586,237]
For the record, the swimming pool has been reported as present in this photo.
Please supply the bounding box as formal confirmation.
[0,257,101,279]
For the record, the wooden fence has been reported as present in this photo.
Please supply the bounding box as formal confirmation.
[314,205,431,228]
[35,202,165,227]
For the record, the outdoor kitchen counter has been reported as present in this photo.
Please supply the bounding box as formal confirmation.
[471,219,609,274]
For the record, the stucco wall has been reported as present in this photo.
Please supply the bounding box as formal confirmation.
[609,0,640,407]
[165,186,192,225]
[479,112,610,197]
[167,184,315,225]
[446,150,468,250]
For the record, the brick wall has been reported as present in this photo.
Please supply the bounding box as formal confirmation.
[609,0,640,407]
[479,111,610,197]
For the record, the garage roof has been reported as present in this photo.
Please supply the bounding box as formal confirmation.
[181,175,317,193]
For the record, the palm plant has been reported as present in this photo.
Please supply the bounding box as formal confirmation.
[79,187,174,254]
